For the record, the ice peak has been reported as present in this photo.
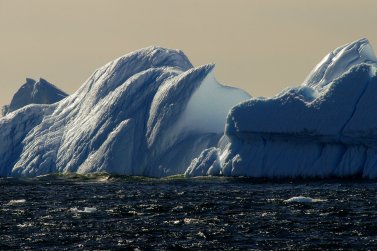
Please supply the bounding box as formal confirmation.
[332,37,376,62]
[73,45,195,106]
[343,37,371,49]
[116,45,193,71]
[25,78,36,84]
[304,38,377,90]
[2,77,68,116]
[23,78,52,88]
[38,77,49,84]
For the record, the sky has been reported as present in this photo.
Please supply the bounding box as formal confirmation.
[1,0,377,108]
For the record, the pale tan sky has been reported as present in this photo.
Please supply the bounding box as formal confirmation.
[1,0,377,108]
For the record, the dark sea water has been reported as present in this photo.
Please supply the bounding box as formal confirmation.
[1,174,377,250]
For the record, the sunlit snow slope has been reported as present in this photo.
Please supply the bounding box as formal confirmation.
[0,47,250,177]
[187,38,377,179]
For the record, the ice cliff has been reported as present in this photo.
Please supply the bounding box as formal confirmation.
[0,46,250,177]
[2,78,68,116]
[186,38,377,179]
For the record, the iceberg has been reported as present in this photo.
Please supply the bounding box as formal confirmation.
[2,78,68,116]
[3,39,377,179]
[187,38,377,179]
[0,46,249,177]
[283,196,325,203]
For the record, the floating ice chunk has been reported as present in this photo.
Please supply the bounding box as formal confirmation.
[69,207,79,213]
[69,207,97,213]
[283,196,325,203]
[7,199,26,205]
[183,218,201,224]
[83,207,97,213]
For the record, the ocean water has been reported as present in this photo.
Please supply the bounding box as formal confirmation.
[1,174,377,250]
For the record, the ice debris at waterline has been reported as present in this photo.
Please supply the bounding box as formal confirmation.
[0,46,249,177]
[186,38,377,179]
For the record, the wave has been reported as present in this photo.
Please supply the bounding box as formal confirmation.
[0,172,373,185]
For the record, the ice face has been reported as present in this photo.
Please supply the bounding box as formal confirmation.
[171,70,250,136]
[229,64,375,137]
[0,46,250,177]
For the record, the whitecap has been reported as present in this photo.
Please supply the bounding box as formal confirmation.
[183,218,201,224]
[197,231,207,238]
[17,222,32,228]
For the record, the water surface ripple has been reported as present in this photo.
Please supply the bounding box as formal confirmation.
[1,175,377,250]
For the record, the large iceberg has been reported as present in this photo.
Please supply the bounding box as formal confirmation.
[187,38,377,179]
[2,78,68,116]
[0,46,250,177]
[3,39,377,179]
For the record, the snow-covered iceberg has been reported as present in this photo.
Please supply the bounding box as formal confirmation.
[187,38,377,179]
[2,78,68,116]
[0,46,250,177]
[3,39,377,179]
